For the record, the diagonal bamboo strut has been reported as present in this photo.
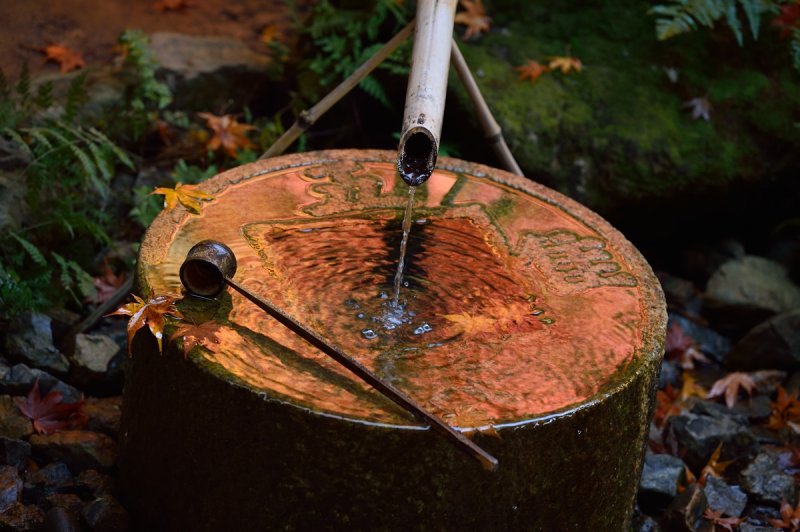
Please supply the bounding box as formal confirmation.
[259,21,523,178]
[450,40,523,176]
[259,22,416,160]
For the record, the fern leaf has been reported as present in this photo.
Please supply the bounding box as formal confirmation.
[359,75,392,109]
[740,0,762,40]
[51,252,73,290]
[2,128,32,157]
[63,71,88,122]
[25,128,54,151]
[33,82,54,110]
[15,63,30,102]
[10,233,46,267]
[725,2,745,45]
[88,127,134,169]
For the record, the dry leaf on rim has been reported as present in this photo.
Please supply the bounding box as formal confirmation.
[455,0,491,40]
[41,44,86,73]
[14,379,87,435]
[107,292,183,355]
[151,182,214,213]
[707,372,755,409]
[170,320,223,359]
[198,112,256,157]
[514,60,548,83]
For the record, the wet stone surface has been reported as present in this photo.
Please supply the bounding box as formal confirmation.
[703,476,747,517]
[638,453,685,512]
[740,452,797,505]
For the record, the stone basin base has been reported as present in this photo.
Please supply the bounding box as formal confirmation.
[120,150,666,530]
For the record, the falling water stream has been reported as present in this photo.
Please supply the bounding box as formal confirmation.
[391,186,416,307]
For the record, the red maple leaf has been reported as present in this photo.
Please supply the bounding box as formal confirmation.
[90,261,127,305]
[14,380,87,435]
[198,112,255,157]
[40,44,86,73]
[107,292,183,355]
[765,385,800,431]
[170,320,222,358]
[768,499,800,530]
[665,323,709,370]
[703,508,742,531]
[707,372,756,409]
[514,60,548,83]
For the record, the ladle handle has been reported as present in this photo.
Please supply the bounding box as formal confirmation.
[224,277,499,472]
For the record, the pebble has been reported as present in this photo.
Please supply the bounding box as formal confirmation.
[0,502,45,530]
[668,314,731,364]
[638,453,686,512]
[3,312,69,374]
[0,364,82,403]
[0,395,33,439]
[666,400,756,470]
[740,452,796,505]
[83,397,122,437]
[0,437,31,470]
[82,495,130,531]
[662,484,710,532]
[703,475,747,517]
[725,310,800,371]
[0,465,22,512]
[30,431,117,473]
[70,334,120,386]
[40,507,81,532]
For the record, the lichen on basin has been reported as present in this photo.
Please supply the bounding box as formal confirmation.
[139,150,654,430]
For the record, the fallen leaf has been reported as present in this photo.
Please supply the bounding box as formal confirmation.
[768,499,800,531]
[677,463,696,493]
[443,312,494,336]
[765,385,800,431]
[198,112,255,157]
[170,320,222,359]
[154,0,191,11]
[665,323,709,370]
[679,372,708,401]
[151,182,214,214]
[90,261,127,305]
[703,508,742,531]
[707,372,756,409]
[683,97,712,122]
[654,384,682,427]
[14,380,87,435]
[107,292,183,355]
[699,443,733,485]
[260,25,279,45]
[455,0,491,40]
[41,44,86,73]
[548,56,582,74]
[514,60,548,83]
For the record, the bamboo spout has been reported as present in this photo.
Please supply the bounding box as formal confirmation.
[397,0,458,186]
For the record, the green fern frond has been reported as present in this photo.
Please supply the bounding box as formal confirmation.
[33,82,54,110]
[650,0,767,45]
[63,71,88,122]
[10,233,46,267]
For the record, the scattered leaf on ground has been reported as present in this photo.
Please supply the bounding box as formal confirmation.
[765,385,800,431]
[699,443,733,485]
[90,261,127,305]
[683,97,712,122]
[170,321,222,359]
[260,25,279,45]
[703,508,742,531]
[443,312,494,336]
[151,182,214,213]
[679,372,708,401]
[548,56,582,74]
[107,292,183,355]
[198,112,255,157]
[154,0,191,11]
[455,0,491,40]
[665,322,709,370]
[677,464,696,493]
[707,372,756,409]
[41,44,86,73]
[14,380,87,435]
[768,499,800,530]
[514,60,548,83]
[654,384,682,427]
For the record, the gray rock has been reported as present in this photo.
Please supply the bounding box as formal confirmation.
[0,364,82,403]
[666,401,757,471]
[638,453,685,512]
[82,495,130,532]
[0,170,27,233]
[70,334,120,384]
[703,476,747,517]
[76,470,115,498]
[705,256,800,335]
[726,311,800,371]
[0,437,31,469]
[632,510,662,532]
[740,452,796,505]
[0,465,22,512]
[4,312,69,373]
[41,506,81,532]
[30,431,116,473]
[731,395,772,422]
[669,314,731,364]
[659,359,681,389]
[149,32,272,111]
[0,502,45,530]
[662,484,711,532]
[84,397,122,437]
[25,462,74,492]
[658,272,698,311]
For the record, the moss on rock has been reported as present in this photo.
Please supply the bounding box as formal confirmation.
[453,0,800,210]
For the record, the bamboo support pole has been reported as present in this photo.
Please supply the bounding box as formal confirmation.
[450,40,524,176]
[396,0,459,186]
[259,21,415,160]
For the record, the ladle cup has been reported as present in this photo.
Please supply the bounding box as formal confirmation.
[178,240,499,472]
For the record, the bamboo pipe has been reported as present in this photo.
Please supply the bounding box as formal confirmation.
[397,0,459,186]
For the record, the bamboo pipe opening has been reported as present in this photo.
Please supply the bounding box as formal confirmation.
[398,127,437,186]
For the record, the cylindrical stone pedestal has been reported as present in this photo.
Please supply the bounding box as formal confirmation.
[120,150,666,530]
